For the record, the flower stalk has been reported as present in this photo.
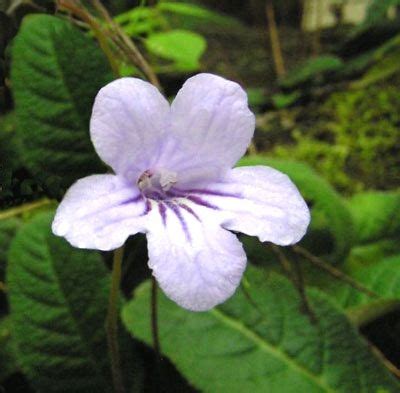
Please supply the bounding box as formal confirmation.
[106,246,126,393]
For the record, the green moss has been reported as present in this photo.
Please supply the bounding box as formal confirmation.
[272,82,400,193]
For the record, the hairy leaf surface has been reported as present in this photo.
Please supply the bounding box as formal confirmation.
[7,212,113,392]
[123,268,399,393]
[12,14,112,188]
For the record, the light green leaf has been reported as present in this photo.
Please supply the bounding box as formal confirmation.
[7,212,115,392]
[123,268,399,393]
[329,255,400,324]
[238,156,355,262]
[145,29,206,71]
[11,15,112,188]
[158,1,241,27]
[348,191,400,244]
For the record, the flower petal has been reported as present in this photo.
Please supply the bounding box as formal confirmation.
[146,202,247,311]
[159,73,255,185]
[173,165,310,245]
[52,174,148,251]
[90,78,170,180]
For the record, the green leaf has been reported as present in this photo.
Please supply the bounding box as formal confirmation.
[115,7,164,37]
[7,211,114,392]
[237,156,355,262]
[280,56,344,89]
[158,1,241,27]
[0,317,18,381]
[0,217,21,275]
[11,15,112,188]
[272,91,301,109]
[364,0,400,26]
[123,268,399,393]
[348,191,400,244]
[353,51,400,88]
[145,29,206,71]
[331,255,400,314]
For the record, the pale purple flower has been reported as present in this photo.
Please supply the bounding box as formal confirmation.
[52,74,310,311]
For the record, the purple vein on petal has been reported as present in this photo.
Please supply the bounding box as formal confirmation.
[178,203,201,222]
[141,199,152,216]
[178,188,242,198]
[120,193,143,205]
[158,202,167,226]
[187,195,219,210]
[165,201,191,241]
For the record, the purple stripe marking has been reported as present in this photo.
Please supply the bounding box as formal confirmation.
[179,203,201,222]
[187,195,219,210]
[140,199,152,216]
[178,188,241,198]
[158,202,167,226]
[120,193,143,205]
[165,201,191,241]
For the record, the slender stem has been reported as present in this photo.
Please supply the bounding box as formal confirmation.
[90,0,162,90]
[0,199,53,221]
[265,0,286,78]
[369,343,400,378]
[151,276,161,357]
[292,245,379,299]
[58,0,121,76]
[271,245,315,322]
[106,247,126,393]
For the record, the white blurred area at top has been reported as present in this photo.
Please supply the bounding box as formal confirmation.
[302,0,397,31]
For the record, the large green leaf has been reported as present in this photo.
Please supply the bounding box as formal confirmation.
[11,15,112,188]
[348,191,400,244]
[7,212,115,392]
[238,156,355,262]
[123,268,399,392]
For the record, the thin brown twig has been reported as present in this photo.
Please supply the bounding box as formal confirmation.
[90,0,161,89]
[292,245,379,299]
[369,343,400,379]
[0,199,53,221]
[271,245,316,322]
[58,0,121,76]
[0,282,7,293]
[265,0,286,78]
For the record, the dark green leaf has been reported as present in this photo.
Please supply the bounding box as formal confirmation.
[123,268,399,392]
[0,317,18,381]
[280,56,344,89]
[7,211,114,392]
[11,14,112,188]
[0,217,21,275]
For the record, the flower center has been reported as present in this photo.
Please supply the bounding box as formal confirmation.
[137,168,177,200]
